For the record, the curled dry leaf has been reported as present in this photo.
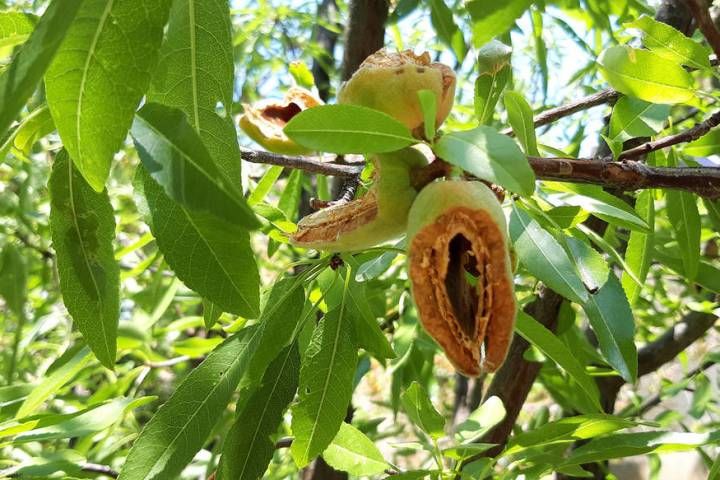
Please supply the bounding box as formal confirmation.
[338,49,456,138]
[290,147,427,252]
[407,181,516,377]
[239,87,323,155]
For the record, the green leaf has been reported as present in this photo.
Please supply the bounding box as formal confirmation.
[546,205,588,229]
[17,347,93,419]
[666,190,701,282]
[248,165,283,206]
[202,299,221,329]
[515,311,602,411]
[417,89,437,142]
[689,373,712,419]
[509,205,588,303]
[0,12,37,49]
[505,414,636,456]
[132,103,259,230]
[278,168,303,221]
[400,382,445,439]
[608,96,670,143]
[428,0,466,62]
[565,236,609,293]
[148,0,240,185]
[323,422,389,476]
[119,326,263,480]
[442,444,496,460]
[435,126,536,195]
[49,151,119,369]
[709,451,720,480]
[219,344,300,480]
[654,247,720,293]
[454,396,505,443]
[12,105,55,154]
[284,104,415,155]
[621,190,655,306]
[290,60,315,89]
[682,129,720,156]
[249,276,307,378]
[582,273,637,383]
[291,307,358,467]
[0,0,83,136]
[0,244,27,316]
[625,15,711,70]
[466,0,532,48]
[561,431,720,466]
[543,182,649,232]
[474,40,512,125]
[596,45,695,104]
[13,396,152,444]
[138,166,260,318]
[317,265,395,361]
[504,91,539,156]
[45,0,171,191]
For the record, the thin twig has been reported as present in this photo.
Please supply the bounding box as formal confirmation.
[81,463,119,479]
[502,89,622,135]
[240,148,362,178]
[619,110,720,160]
[686,0,720,60]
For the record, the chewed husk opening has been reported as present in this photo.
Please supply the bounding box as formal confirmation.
[409,207,515,377]
[242,87,322,135]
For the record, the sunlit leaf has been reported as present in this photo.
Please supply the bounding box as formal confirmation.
[597,45,695,104]
[45,0,171,191]
[284,104,415,154]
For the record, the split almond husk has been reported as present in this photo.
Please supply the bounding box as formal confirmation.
[338,49,456,139]
[407,181,516,377]
[239,87,322,155]
[290,147,427,252]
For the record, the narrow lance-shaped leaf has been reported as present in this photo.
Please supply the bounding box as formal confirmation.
[17,346,93,419]
[284,104,416,155]
[119,326,263,480]
[509,204,588,303]
[466,0,532,48]
[0,244,27,317]
[596,45,695,105]
[323,423,389,476]
[148,0,241,185]
[582,273,637,383]
[219,344,300,480]
[400,382,446,439]
[45,0,172,191]
[435,126,536,195]
[561,431,720,466]
[291,307,358,467]
[666,190,701,282]
[417,89,437,142]
[0,0,83,136]
[138,167,260,318]
[683,130,720,157]
[474,40,512,125]
[132,103,259,230]
[622,190,655,306]
[428,0,466,62]
[504,91,539,156]
[515,311,602,412]
[0,12,37,49]
[49,151,119,369]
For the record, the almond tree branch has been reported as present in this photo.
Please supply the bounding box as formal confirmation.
[618,110,720,160]
[241,148,720,198]
[686,0,720,59]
